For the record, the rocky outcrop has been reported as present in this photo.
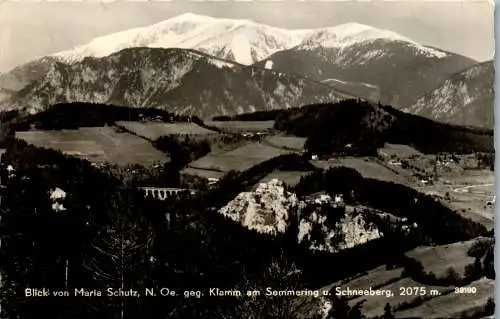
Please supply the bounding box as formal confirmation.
[219,179,382,252]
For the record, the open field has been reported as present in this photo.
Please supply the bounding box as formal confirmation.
[292,266,405,319]
[263,135,307,152]
[317,260,493,318]
[320,266,404,295]
[182,142,294,179]
[377,143,423,158]
[15,127,169,166]
[203,133,262,155]
[348,277,454,318]
[310,157,410,185]
[204,120,275,132]
[180,167,226,180]
[116,121,217,140]
[405,238,491,279]
[395,277,494,319]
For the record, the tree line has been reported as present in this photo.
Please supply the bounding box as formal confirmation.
[6,102,204,131]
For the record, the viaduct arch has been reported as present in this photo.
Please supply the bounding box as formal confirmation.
[138,187,196,200]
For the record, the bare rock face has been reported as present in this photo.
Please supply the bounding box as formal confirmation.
[219,179,299,235]
[219,179,382,252]
[297,193,382,253]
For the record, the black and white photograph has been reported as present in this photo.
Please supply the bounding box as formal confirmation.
[0,0,495,318]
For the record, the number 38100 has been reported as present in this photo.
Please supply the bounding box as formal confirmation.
[455,287,477,294]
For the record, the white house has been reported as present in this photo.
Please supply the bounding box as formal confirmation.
[334,194,344,204]
[50,187,67,201]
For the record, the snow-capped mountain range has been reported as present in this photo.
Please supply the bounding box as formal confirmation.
[402,61,494,129]
[53,13,311,66]
[0,13,484,122]
[51,13,447,66]
[49,13,476,108]
[295,22,446,59]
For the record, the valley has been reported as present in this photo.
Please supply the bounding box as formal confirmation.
[3,98,494,318]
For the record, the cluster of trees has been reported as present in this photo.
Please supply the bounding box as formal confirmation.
[270,99,494,156]
[476,298,496,318]
[109,164,182,189]
[476,152,495,170]
[323,293,366,319]
[400,240,494,288]
[318,289,396,319]
[299,197,347,251]
[0,110,19,145]
[467,238,495,279]
[10,102,204,131]
[212,109,284,121]
[1,138,123,317]
[400,257,465,286]
[153,135,211,169]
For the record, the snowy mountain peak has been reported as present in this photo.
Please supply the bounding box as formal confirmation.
[51,13,445,65]
[297,22,411,48]
[53,13,308,65]
[167,12,216,22]
[296,22,447,59]
[167,13,256,26]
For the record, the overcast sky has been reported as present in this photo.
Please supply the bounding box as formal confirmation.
[0,0,494,72]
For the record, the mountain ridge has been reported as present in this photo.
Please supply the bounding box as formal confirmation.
[1,47,352,119]
[255,39,476,107]
[402,60,494,129]
[0,13,485,122]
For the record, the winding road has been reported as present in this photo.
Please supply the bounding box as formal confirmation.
[453,183,494,193]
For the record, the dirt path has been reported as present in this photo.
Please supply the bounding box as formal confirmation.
[453,183,494,193]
